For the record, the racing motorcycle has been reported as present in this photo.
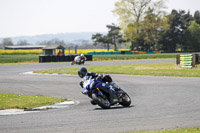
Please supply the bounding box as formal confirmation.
[81,75,131,109]
[71,55,85,65]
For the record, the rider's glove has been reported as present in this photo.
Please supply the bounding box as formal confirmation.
[80,82,83,88]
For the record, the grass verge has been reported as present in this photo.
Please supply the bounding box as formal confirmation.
[1,53,200,63]
[0,93,66,110]
[0,54,39,63]
[0,53,177,64]
[93,53,177,61]
[128,127,200,133]
[34,63,200,77]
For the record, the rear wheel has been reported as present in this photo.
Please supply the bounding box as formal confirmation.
[92,93,110,109]
[119,93,131,107]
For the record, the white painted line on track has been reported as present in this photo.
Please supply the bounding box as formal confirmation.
[32,101,75,110]
[0,101,78,116]
[21,71,71,76]
[0,109,39,116]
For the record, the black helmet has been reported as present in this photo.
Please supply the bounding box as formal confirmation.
[78,67,87,78]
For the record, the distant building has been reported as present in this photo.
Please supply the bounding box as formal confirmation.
[4,45,45,50]
[42,44,65,55]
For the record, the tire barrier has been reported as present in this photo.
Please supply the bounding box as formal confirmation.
[39,55,92,63]
[180,54,193,68]
[176,54,199,68]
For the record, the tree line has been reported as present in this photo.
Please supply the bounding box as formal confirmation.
[92,0,200,52]
[0,38,99,50]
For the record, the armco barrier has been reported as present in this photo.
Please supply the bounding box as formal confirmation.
[87,51,160,55]
[146,51,154,54]
[39,55,92,63]
[153,51,161,54]
[122,51,132,54]
[87,51,132,55]
[125,51,132,54]
[87,51,122,55]
[132,51,147,54]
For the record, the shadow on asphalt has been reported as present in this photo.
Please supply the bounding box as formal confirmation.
[93,105,134,110]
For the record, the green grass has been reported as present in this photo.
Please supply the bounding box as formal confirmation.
[0,93,66,109]
[0,53,177,64]
[0,54,39,63]
[34,63,200,77]
[93,53,177,60]
[127,127,200,133]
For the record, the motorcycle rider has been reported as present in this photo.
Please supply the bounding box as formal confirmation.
[72,54,87,65]
[78,67,102,94]
[80,54,87,63]
[78,67,120,105]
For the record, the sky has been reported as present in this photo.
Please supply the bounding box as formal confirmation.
[0,0,200,38]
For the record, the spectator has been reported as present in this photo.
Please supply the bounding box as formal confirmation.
[58,50,62,55]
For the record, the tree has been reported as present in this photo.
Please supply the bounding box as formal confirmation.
[194,10,200,24]
[141,8,169,50]
[159,10,179,52]
[92,33,111,51]
[1,38,14,48]
[159,10,193,52]
[182,21,200,51]
[17,40,31,46]
[113,0,167,50]
[39,38,66,47]
[107,23,125,51]
[92,24,125,51]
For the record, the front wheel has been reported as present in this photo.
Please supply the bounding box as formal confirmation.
[119,93,131,107]
[92,93,110,109]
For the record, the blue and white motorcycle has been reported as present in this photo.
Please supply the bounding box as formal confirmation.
[81,75,131,109]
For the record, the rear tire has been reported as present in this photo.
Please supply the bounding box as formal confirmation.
[119,93,131,107]
[92,93,110,109]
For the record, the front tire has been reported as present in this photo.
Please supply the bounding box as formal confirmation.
[90,100,96,105]
[119,93,131,107]
[92,93,110,109]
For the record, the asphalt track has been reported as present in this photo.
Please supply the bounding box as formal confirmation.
[0,59,200,133]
